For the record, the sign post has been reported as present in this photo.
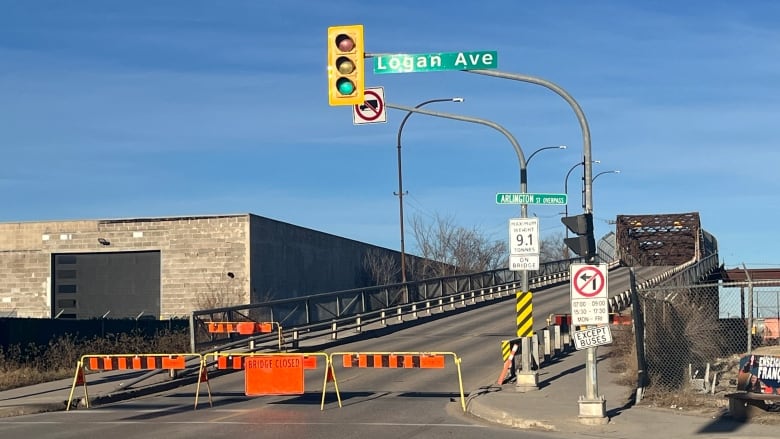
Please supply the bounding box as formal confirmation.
[570,263,609,424]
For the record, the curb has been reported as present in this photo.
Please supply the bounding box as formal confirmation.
[0,402,66,419]
[466,392,557,431]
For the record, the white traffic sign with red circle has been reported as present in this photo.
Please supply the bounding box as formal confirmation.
[572,264,606,298]
[569,263,609,326]
[353,86,387,125]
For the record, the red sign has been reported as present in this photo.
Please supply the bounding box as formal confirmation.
[573,265,606,298]
[245,355,304,396]
[353,87,387,125]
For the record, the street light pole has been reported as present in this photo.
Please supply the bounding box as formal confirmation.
[521,145,566,185]
[564,160,600,244]
[396,98,463,291]
[385,102,541,391]
[527,145,567,164]
[592,170,621,183]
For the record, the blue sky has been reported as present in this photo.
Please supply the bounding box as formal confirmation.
[2,1,779,268]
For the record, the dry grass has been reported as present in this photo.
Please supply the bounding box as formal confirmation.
[0,329,189,391]
[606,325,638,386]
[604,321,780,424]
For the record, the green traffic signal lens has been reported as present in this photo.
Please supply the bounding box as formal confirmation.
[336,78,355,95]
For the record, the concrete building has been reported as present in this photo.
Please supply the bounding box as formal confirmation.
[0,214,398,320]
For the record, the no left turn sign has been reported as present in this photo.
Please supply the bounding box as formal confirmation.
[570,263,609,325]
[571,264,607,298]
[353,87,387,125]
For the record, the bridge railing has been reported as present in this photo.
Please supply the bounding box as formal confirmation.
[607,253,720,313]
[189,258,584,353]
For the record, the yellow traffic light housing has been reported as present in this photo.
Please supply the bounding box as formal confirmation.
[327,25,365,106]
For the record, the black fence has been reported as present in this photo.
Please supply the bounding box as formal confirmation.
[0,317,189,350]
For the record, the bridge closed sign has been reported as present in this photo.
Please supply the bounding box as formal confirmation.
[572,326,613,350]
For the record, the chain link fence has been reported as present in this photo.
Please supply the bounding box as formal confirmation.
[634,279,780,395]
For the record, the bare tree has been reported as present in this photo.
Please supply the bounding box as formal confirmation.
[408,213,507,279]
[362,248,400,286]
[539,231,567,262]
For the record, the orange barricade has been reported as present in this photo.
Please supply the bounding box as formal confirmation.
[198,352,334,410]
[342,353,446,369]
[610,313,633,325]
[67,353,202,411]
[329,351,465,411]
[205,321,283,350]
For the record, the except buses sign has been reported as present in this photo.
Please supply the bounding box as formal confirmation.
[374,51,498,74]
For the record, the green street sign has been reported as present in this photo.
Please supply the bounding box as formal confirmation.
[374,51,498,74]
[496,193,568,205]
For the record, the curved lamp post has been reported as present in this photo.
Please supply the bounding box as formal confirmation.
[521,145,567,184]
[527,145,567,164]
[563,160,600,258]
[592,170,620,182]
[564,160,600,220]
[396,98,464,287]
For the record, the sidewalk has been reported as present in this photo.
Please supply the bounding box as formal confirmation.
[465,348,780,438]
[0,368,191,418]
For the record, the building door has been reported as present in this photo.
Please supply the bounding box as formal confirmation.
[52,251,161,319]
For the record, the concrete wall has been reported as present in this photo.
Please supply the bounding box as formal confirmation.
[248,214,394,301]
[0,215,251,318]
[0,214,400,319]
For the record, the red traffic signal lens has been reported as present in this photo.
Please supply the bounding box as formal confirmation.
[336,78,355,95]
[335,34,355,52]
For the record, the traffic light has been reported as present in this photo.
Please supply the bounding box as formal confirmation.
[327,24,365,106]
[561,213,596,259]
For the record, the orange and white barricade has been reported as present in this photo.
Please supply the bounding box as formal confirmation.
[67,353,202,411]
[205,321,283,350]
[329,351,465,411]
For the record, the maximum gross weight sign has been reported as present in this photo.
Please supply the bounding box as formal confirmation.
[509,218,539,255]
[508,218,539,271]
[569,263,609,325]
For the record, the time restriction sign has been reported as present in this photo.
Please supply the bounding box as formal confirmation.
[569,263,609,325]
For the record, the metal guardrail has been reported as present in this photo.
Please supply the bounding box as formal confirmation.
[607,253,721,313]
[189,258,583,353]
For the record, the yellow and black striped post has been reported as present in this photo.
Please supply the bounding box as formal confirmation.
[516,290,533,338]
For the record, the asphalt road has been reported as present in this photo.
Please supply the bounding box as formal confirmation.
[0,266,669,439]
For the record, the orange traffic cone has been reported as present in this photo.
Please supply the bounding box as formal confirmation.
[496,343,519,385]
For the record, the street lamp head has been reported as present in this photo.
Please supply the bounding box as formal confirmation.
[592,169,621,182]
[557,145,567,150]
[451,97,465,102]
[593,160,601,164]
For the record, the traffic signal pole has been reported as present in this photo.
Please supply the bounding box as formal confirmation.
[462,69,606,423]
[464,70,593,215]
[359,47,602,420]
